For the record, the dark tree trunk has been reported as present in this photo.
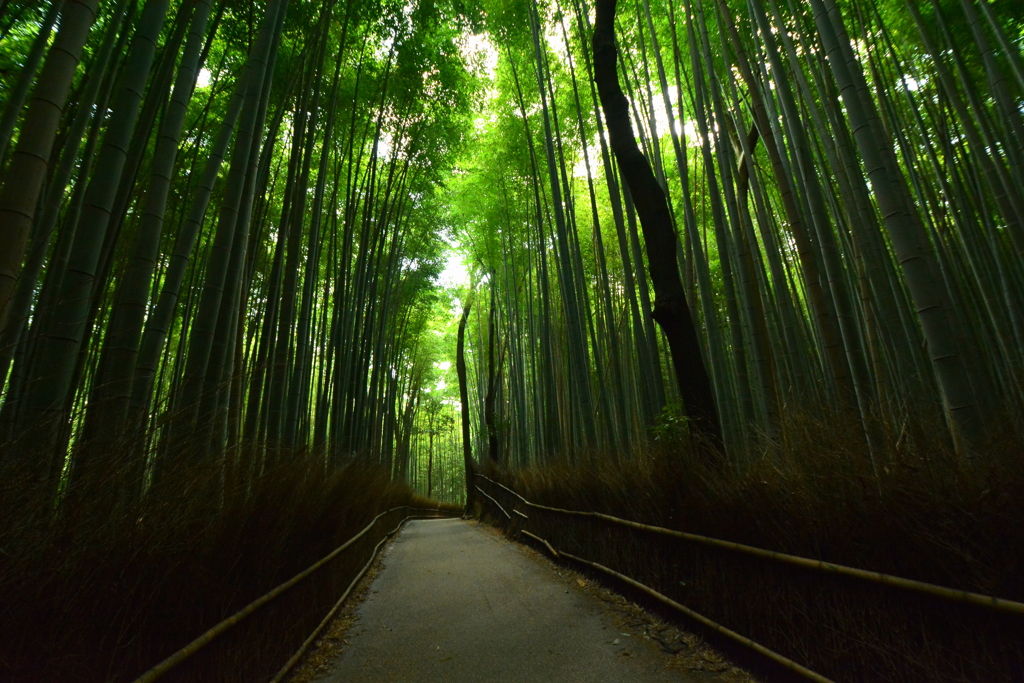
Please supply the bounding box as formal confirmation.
[485,282,500,464]
[457,298,476,513]
[427,414,434,499]
[592,0,724,456]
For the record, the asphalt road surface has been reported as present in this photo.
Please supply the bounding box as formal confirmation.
[315,518,698,683]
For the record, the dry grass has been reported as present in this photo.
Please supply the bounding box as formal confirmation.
[481,407,1024,682]
[0,451,457,682]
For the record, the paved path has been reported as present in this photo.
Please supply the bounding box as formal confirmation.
[315,518,696,683]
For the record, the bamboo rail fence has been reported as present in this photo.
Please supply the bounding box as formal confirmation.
[475,474,1024,616]
[546,535,834,683]
[475,473,1024,682]
[473,480,833,681]
[132,506,451,683]
[267,514,425,682]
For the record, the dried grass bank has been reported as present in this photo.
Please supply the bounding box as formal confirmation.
[0,455,457,682]
[479,409,1024,682]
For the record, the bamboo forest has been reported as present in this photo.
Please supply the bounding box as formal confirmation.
[1,0,1023,680]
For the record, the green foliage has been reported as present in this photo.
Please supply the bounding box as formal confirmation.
[649,400,689,444]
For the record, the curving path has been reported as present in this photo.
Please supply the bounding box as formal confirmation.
[312,518,699,683]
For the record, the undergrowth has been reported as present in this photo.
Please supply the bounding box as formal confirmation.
[484,407,1024,681]
[0,452,457,682]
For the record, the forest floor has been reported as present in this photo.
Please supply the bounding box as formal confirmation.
[285,518,754,683]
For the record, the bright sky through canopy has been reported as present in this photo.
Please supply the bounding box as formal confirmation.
[438,252,470,288]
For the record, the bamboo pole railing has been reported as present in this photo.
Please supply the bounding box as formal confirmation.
[132,506,451,683]
[559,542,835,683]
[268,513,427,682]
[475,485,511,519]
[473,481,834,682]
[475,473,1024,616]
[519,526,836,683]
